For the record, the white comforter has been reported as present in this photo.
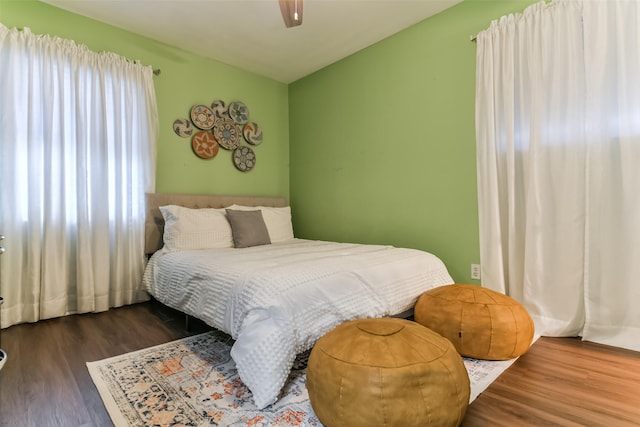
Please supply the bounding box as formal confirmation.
[142,239,453,409]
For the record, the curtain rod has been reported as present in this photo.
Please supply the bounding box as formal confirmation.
[11,27,163,76]
[470,35,477,42]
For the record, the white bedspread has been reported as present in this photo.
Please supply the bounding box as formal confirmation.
[142,239,453,409]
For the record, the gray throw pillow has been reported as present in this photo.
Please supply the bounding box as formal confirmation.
[225,209,271,248]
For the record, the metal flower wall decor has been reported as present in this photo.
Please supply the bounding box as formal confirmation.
[172,99,263,172]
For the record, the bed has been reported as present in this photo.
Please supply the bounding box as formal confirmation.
[141,193,454,409]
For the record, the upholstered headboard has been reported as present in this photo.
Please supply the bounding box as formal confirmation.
[145,193,288,255]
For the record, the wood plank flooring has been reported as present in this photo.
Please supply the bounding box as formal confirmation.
[0,301,638,427]
[461,336,640,427]
[0,301,209,427]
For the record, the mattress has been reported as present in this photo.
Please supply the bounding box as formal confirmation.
[142,238,453,408]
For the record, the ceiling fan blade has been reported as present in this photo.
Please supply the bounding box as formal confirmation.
[279,0,303,28]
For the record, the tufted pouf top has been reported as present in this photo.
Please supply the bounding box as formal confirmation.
[307,317,470,427]
[415,284,535,360]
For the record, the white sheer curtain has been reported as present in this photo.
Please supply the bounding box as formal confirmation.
[476,0,640,351]
[0,25,158,328]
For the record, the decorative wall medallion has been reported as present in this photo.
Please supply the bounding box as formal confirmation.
[213,118,242,150]
[211,100,229,120]
[192,131,220,159]
[233,146,256,172]
[174,98,262,171]
[190,104,215,130]
[173,118,193,138]
[228,101,250,125]
[242,122,263,145]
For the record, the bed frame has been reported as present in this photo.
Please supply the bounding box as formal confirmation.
[144,192,288,255]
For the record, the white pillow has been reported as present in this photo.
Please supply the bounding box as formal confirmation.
[227,205,294,243]
[160,205,233,251]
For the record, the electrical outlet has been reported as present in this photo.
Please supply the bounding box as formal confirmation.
[471,264,481,280]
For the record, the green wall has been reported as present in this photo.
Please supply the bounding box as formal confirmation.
[0,0,290,198]
[288,0,534,283]
[2,0,536,284]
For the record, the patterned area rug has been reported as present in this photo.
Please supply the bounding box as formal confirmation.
[87,331,521,427]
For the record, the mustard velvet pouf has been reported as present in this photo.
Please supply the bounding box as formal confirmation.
[306,317,470,427]
[415,284,535,360]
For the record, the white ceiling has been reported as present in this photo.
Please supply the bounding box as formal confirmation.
[41,0,462,83]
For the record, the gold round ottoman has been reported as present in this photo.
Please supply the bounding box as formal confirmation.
[415,284,535,360]
[306,317,470,427]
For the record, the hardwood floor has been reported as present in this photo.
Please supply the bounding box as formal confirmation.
[461,336,640,427]
[0,301,209,427]
[0,301,638,427]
